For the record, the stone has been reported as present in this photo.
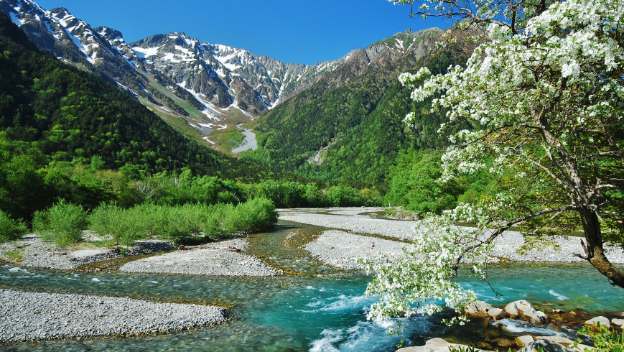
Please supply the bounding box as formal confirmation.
[494,337,514,348]
[487,307,505,320]
[515,335,534,347]
[540,335,574,346]
[612,318,624,330]
[584,316,611,329]
[396,338,489,352]
[504,300,548,324]
[465,300,493,319]
[520,340,567,352]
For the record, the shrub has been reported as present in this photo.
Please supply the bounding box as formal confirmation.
[33,201,87,246]
[87,198,277,246]
[581,327,624,352]
[0,210,27,243]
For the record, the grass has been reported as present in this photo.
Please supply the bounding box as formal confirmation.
[33,201,88,247]
[210,128,245,154]
[88,198,277,246]
[139,97,210,147]
[3,248,24,263]
[0,210,27,243]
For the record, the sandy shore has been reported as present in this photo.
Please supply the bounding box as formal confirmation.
[120,239,279,276]
[0,289,226,343]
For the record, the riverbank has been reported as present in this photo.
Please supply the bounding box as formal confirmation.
[0,234,174,270]
[282,208,624,265]
[120,239,279,276]
[0,289,226,343]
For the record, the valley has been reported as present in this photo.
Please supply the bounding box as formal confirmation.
[0,0,623,351]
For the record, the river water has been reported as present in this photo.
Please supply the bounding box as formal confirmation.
[2,221,623,352]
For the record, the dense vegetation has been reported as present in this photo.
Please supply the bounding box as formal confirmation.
[0,13,271,180]
[255,29,474,189]
[0,14,379,245]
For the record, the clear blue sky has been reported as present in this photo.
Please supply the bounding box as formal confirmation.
[37,0,452,64]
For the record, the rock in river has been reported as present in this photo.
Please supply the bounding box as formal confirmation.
[504,300,547,324]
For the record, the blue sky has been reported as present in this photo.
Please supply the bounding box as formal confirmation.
[37,0,452,64]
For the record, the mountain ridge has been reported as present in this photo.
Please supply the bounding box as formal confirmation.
[0,0,451,157]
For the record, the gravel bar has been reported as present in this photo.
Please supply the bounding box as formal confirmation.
[0,235,174,270]
[286,209,624,265]
[0,289,226,343]
[120,239,279,276]
[305,230,407,269]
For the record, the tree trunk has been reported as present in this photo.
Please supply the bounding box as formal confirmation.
[579,208,624,288]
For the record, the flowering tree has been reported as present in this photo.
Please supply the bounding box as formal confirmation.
[367,0,624,320]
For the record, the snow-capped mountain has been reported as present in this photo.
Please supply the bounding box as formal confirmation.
[0,0,440,146]
[0,0,148,93]
[130,32,338,116]
[0,0,335,124]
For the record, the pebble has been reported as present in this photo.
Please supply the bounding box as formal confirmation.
[120,239,279,276]
[0,289,226,343]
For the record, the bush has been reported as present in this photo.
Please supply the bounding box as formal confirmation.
[33,201,87,246]
[384,149,463,214]
[0,210,27,243]
[581,327,624,352]
[88,198,277,246]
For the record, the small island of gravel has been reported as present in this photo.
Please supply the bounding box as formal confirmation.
[0,289,226,343]
[119,239,279,276]
[305,230,407,270]
[295,210,624,268]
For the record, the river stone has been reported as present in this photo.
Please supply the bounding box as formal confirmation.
[504,300,547,324]
[488,307,505,320]
[612,318,624,329]
[396,338,489,352]
[520,340,568,352]
[584,316,610,329]
[540,336,575,346]
[515,335,534,347]
[465,300,493,319]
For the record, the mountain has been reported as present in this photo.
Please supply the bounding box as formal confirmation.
[0,0,447,155]
[0,11,243,177]
[254,28,475,188]
[0,0,340,149]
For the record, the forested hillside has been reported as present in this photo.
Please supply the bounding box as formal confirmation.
[0,12,230,175]
[254,29,475,189]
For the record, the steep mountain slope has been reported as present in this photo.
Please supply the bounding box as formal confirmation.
[0,0,339,148]
[0,12,236,176]
[0,0,448,156]
[255,29,474,188]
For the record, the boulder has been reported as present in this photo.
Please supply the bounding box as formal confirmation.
[612,318,624,330]
[465,300,493,319]
[396,338,489,352]
[504,300,548,324]
[488,307,505,320]
[584,316,611,329]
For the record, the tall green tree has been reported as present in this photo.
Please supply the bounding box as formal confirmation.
[368,0,624,320]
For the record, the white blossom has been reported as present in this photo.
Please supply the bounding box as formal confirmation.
[368,0,624,321]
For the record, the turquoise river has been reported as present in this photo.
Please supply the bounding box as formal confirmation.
[1,221,623,351]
